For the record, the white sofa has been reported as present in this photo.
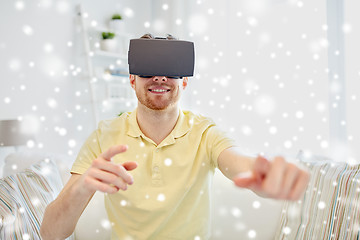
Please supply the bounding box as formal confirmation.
[0,149,111,240]
[1,149,359,239]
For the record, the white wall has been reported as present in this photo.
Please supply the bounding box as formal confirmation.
[1,0,358,239]
[184,0,332,159]
[1,0,77,155]
[0,0,153,156]
[345,1,360,163]
[1,0,338,157]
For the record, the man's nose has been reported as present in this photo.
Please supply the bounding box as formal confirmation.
[153,76,167,82]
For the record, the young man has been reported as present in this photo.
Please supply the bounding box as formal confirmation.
[41,34,310,239]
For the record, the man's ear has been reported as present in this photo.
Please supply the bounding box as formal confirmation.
[182,77,188,89]
[129,74,136,89]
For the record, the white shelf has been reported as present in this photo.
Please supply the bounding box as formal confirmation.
[88,26,132,38]
[77,4,135,125]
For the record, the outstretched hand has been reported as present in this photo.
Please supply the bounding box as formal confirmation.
[80,144,138,195]
[233,155,310,200]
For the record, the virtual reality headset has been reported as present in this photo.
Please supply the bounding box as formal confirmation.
[128,38,195,78]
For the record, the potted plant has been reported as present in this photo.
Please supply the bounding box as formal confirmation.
[100,32,117,52]
[109,13,125,32]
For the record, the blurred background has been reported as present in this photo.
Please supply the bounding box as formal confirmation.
[0,0,359,239]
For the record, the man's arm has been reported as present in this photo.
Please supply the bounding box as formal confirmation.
[40,145,137,240]
[40,174,94,240]
[217,146,310,200]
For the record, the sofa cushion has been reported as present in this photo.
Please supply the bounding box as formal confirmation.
[274,152,360,239]
[0,158,74,240]
[2,151,111,239]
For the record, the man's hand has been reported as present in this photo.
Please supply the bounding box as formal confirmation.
[79,144,138,195]
[233,155,310,201]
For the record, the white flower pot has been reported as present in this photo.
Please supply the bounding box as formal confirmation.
[100,39,117,52]
[109,19,125,32]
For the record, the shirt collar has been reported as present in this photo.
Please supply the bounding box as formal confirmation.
[126,108,190,145]
[126,108,142,138]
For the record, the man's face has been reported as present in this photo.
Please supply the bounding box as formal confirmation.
[130,75,188,110]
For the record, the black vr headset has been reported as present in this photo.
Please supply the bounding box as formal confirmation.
[128,38,195,78]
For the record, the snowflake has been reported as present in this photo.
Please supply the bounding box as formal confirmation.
[57,127,67,136]
[19,207,25,214]
[38,0,52,9]
[157,194,165,202]
[252,201,261,209]
[144,21,150,28]
[242,0,268,16]
[342,23,352,34]
[295,111,304,119]
[247,17,258,27]
[162,4,169,10]
[27,140,35,148]
[241,126,252,136]
[124,8,134,18]
[9,58,22,71]
[22,233,30,240]
[254,95,276,116]
[284,140,292,149]
[4,97,11,104]
[234,221,246,231]
[15,1,25,10]
[32,198,40,206]
[41,166,51,175]
[218,206,228,216]
[269,126,277,135]
[318,201,326,209]
[164,158,172,166]
[68,139,76,148]
[23,25,33,36]
[101,219,111,230]
[43,43,54,53]
[231,207,241,218]
[316,102,326,112]
[320,140,328,149]
[283,226,291,235]
[20,85,26,91]
[47,98,58,108]
[248,229,256,238]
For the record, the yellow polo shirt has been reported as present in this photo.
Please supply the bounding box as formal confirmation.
[71,109,235,240]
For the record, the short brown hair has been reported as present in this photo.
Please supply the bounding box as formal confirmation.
[140,33,177,40]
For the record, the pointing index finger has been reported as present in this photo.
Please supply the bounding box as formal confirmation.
[101,145,128,161]
[253,155,271,178]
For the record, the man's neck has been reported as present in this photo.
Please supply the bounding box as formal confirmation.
[136,104,180,145]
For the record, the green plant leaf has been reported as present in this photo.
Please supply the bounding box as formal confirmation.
[112,14,122,20]
[102,32,115,39]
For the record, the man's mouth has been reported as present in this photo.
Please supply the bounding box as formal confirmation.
[148,88,170,93]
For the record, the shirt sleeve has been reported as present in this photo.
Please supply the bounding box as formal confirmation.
[70,129,102,175]
[205,125,236,169]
